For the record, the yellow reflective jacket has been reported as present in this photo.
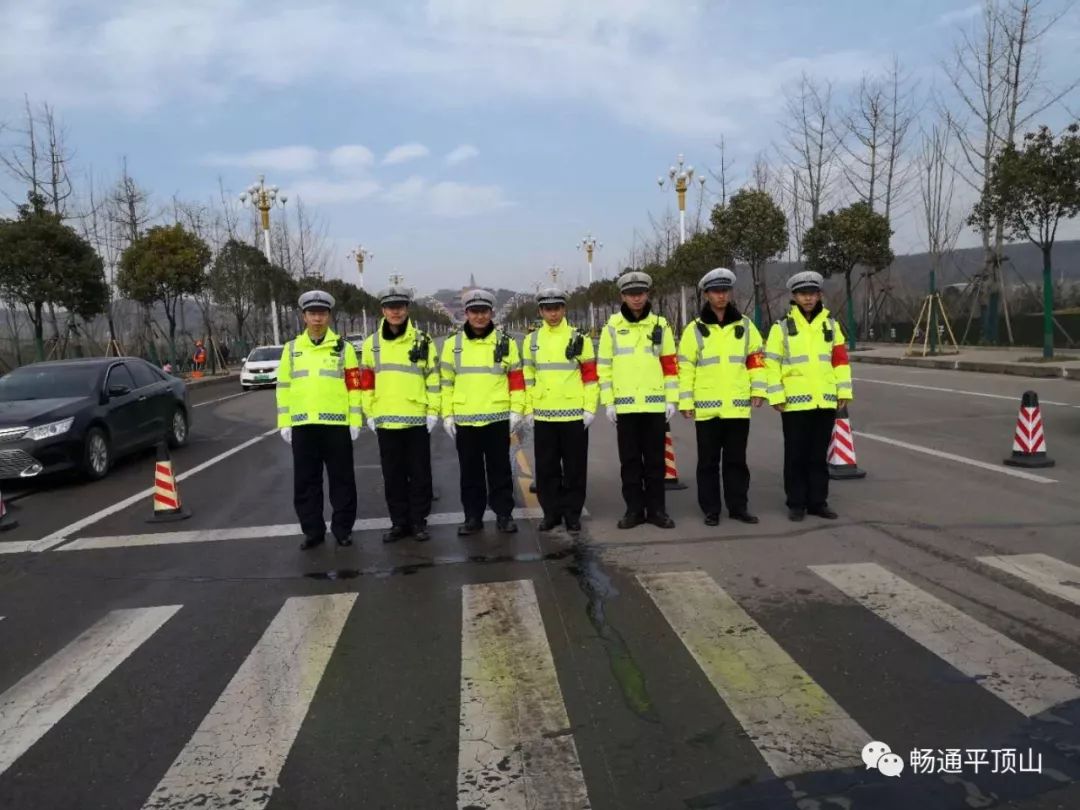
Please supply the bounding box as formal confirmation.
[360,319,440,429]
[597,306,678,414]
[678,307,766,420]
[522,319,599,422]
[440,326,525,426]
[764,304,854,411]
[275,328,363,429]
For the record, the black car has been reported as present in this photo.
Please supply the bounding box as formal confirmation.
[0,357,191,482]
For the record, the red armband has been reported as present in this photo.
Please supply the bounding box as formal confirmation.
[508,369,526,391]
[659,354,678,376]
[831,345,849,367]
[359,368,376,390]
[745,352,766,371]
[579,360,599,383]
[345,368,362,391]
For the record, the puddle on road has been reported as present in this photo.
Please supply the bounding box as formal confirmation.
[303,547,575,580]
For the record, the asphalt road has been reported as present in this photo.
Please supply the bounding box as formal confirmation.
[2,365,1080,809]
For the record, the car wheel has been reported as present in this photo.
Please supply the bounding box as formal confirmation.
[241,384,250,391]
[82,427,111,481]
[167,407,189,449]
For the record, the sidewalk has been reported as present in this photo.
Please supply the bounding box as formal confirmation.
[850,342,1080,381]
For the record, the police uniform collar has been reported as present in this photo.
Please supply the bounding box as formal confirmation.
[464,321,496,340]
[699,303,742,327]
[541,318,569,333]
[381,317,411,340]
[792,300,824,323]
[302,327,338,346]
[620,302,652,323]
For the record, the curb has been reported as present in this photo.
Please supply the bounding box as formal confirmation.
[851,354,1077,380]
[182,372,240,391]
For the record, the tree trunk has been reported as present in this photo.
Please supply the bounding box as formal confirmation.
[33,302,45,361]
[1042,245,1054,360]
[844,271,856,351]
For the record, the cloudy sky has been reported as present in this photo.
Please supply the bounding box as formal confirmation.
[1,0,1078,293]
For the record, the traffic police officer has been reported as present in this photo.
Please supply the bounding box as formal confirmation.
[360,286,441,542]
[678,268,766,526]
[523,287,598,532]
[441,289,525,536]
[276,290,364,550]
[598,271,679,529]
[765,271,854,521]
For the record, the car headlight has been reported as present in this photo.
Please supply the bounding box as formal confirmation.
[24,417,75,441]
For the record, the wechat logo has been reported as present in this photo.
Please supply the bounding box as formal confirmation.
[862,741,904,777]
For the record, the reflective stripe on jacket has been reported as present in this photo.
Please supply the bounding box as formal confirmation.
[597,310,678,414]
[275,328,363,428]
[677,315,765,420]
[440,327,524,426]
[522,319,598,422]
[764,305,853,411]
[360,319,440,429]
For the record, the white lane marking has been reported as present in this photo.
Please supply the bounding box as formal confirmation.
[977,553,1080,607]
[459,580,591,808]
[811,562,1080,717]
[0,605,180,776]
[193,392,248,408]
[141,594,355,810]
[639,570,867,777]
[853,431,1058,484]
[60,507,552,551]
[31,428,278,552]
[855,377,1080,409]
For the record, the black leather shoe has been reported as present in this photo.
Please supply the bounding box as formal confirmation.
[648,512,676,529]
[808,507,839,520]
[413,522,431,542]
[382,526,408,544]
[299,535,325,550]
[334,534,353,547]
[458,518,483,536]
[538,516,561,532]
[496,517,518,533]
[617,512,645,530]
[730,511,760,524]
[704,513,720,526]
[564,517,582,532]
[788,508,806,522]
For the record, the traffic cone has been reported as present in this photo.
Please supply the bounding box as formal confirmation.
[148,442,191,523]
[664,430,688,490]
[0,486,18,532]
[828,404,867,480]
[1004,390,1055,468]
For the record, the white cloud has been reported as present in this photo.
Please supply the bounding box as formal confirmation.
[328,144,375,170]
[289,178,381,205]
[445,144,480,165]
[383,143,431,165]
[384,176,511,216]
[203,146,319,172]
[936,4,982,27]
[385,175,427,204]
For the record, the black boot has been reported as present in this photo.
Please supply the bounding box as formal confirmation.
[538,515,561,532]
[458,518,483,536]
[299,534,325,550]
[413,521,431,542]
[617,512,645,529]
[729,511,760,525]
[334,533,353,547]
[564,516,582,533]
[648,512,676,529]
[788,508,806,522]
[808,506,838,520]
[496,516,518,533]
[704,513,720,526]
[382,526,408,544]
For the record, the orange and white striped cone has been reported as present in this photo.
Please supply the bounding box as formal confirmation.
[0,485,18,532]
[664,430,688,490]
[148,442,191,523]
[1004,390,1055,468]
[828,405,867,480]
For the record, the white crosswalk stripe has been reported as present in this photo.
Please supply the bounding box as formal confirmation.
[141,594,355,809]
[811,562,1080,717]
[459,580,590,809]
[977,553,1080,608]
[0,605,181,777]
[639,570,868,777]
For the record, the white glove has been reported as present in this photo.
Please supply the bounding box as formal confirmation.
[368,418,378,433]
[426,415,438,433]
[582,410,595,429]
[279,427,292,444]
[525,413,535,428]
[665,403,676,422]
[509,413,523,433]
[606,405,617,424]
[443,416,457,439]
[349,426,360,441]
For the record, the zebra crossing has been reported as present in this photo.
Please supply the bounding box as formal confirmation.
[1,553,1078,808]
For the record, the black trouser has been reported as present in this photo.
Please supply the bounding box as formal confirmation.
[456,420,515,521]
[291,424,357,540]
[781,408,836,510]
[534,420,588,522]
[695,418,751,516]
[376,426,433,529]
[616,412,667,517]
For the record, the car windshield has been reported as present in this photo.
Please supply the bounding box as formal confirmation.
[248,347,283,362]
[0,365,101,401]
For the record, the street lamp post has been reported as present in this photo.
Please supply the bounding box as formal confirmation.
[240,175,287,345]
[578,234,602,332]
[348,245,373,335]
[658,155,705,327]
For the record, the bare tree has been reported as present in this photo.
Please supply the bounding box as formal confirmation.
[709,136,735,205]
[919,122,964,285]
[842,75,886,210]
[779,73,843,228]
[108,160,154,355]
[881,56,920,225]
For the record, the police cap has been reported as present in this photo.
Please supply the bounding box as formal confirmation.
[617,271,652,293]
[298,289,335,311]
[462,288,496,310]
[536,287,567,306]
[787,271,824,294]
[378,286,412,306]
[699,267,736,292]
